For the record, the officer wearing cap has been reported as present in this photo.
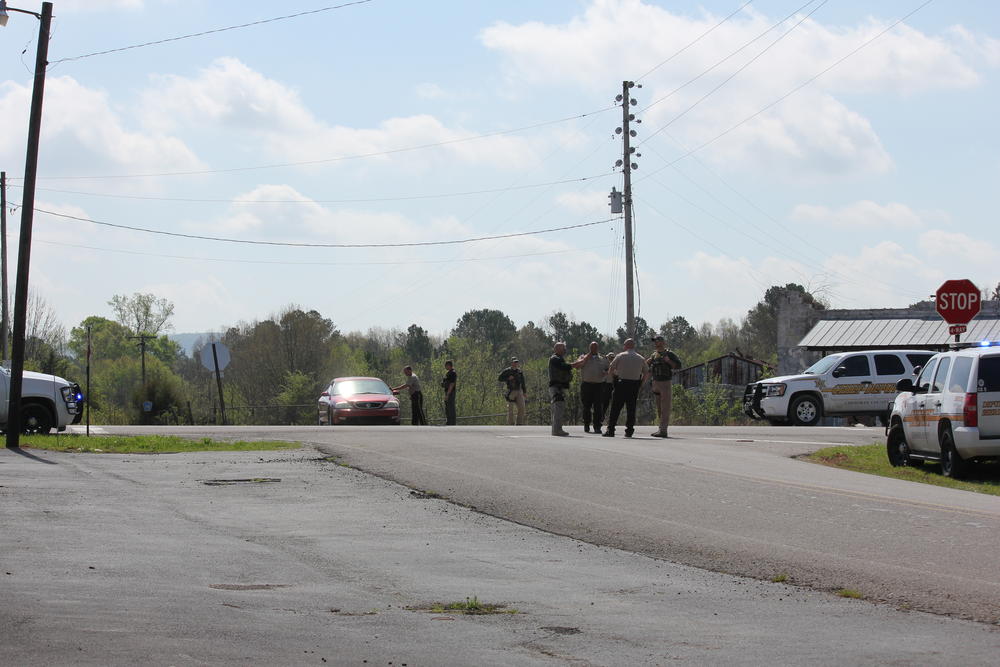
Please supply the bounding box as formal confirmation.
[647,335,682,437]
[498,357,527,425]
[603,338,649,438]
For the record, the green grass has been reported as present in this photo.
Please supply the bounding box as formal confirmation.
[419,596,517,615]
[16,434,300,454]
[837,589,863,599]
[771,573,789,583]
[806,443,1000,496]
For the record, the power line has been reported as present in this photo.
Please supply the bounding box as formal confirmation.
[35,207,614,248]
[50,0,376,64]
[31,236,612,267]
[641,0,828,145]
[9,106,615,182]
[638,0,936,182]
[10,172,614,204]
[636,0,755,81]
[638,0,821,115]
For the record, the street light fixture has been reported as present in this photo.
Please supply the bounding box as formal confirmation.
[2,1,52,448]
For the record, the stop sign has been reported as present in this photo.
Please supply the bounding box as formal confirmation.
[935,279,981,325]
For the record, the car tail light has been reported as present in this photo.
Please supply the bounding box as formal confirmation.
[963,392,978,428]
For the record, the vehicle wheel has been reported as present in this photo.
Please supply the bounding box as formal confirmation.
[789,395,821,426]
[886,425,913,467]
[21,403,54,435]
[939,430,968,479]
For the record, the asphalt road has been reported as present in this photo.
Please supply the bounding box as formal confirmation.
[88,423,1000,624]
[5,428,1000,665]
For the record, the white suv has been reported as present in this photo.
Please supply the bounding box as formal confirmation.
[886,342,1000,478]
[744,350,933,426]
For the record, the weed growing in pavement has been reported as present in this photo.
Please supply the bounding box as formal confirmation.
[414,596,517,615]
[16,434,299,454]
[771,573,788,583]
[837,589,862,599]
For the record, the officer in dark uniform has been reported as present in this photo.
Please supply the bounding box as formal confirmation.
[441,360,457,425]
[548,342,588,436]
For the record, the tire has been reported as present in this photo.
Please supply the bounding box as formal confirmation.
[886,425,913,467]
[939,430,968,479]
[789,395,822,426]
[21,403,54,435]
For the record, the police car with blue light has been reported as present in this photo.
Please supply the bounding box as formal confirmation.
[744,349,933,426]
[886,340,1000,478]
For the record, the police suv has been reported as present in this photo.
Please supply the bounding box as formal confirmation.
[886,342,1000,478]
[744,350,933,426]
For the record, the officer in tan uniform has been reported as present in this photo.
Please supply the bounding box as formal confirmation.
[602,338,649,438]
[578,341,610,433]
[647,335,682,437]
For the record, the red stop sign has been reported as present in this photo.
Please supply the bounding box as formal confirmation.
[936,279,981,325]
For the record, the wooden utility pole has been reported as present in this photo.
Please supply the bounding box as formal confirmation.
[7,2,53,448]
[619,80,641,339]
[1,170,8,362]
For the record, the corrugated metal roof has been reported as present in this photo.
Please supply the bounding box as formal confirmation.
[799,317,1000,349]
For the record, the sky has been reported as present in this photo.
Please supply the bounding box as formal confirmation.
[1,0,999,339]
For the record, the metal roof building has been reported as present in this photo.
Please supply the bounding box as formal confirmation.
[798,313,1000,353]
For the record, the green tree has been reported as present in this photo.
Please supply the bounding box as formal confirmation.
[452,309,516,351]
[109,293,175,335]
[401,323,433,362]
[740,284,823,362]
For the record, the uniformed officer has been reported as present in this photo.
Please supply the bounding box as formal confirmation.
[498,358,527,425]
[647,336,682,437]
[391,366,427,425]
[442,360,457,425]
[578,341,610,433]
[548,342,588,436]
[603,338,649,438]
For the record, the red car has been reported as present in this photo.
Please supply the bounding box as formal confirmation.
[318,376,400,426]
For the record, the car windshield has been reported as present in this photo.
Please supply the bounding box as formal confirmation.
[332,379,391,396]
[802,354,843,375]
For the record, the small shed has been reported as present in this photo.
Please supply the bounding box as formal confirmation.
[673,353,771,390]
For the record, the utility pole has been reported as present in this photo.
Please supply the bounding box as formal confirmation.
[1,170,8,362]
[6,2,53,448]
[615,80,642,339]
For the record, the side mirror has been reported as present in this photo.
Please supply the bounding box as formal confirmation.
[895,378,914,393]
[832,366,846,378]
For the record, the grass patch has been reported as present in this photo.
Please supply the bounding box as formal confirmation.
[16,434,299,454]
[837,589,862,599]
[771,573,788,583]
[806,444,1000,497]
[416,596,516,615]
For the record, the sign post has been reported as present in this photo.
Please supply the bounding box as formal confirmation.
[200,342,231,425]
[935,279,981,344]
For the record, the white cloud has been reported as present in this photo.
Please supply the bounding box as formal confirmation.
[0,76,203,182]
[791,201,926,229]
[822,242,940,307]
[919,230,1000,266]
[481,0,992,176]
[141,58,535,170]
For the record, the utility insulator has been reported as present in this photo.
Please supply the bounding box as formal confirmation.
[609,187,623,214]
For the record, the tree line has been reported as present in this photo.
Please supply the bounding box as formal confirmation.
[15,284,824,427]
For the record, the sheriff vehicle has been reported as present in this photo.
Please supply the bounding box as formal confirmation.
[886,341,1000,478]
[0,367,84,434]
[744,349,933,426]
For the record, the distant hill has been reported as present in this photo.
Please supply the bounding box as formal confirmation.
[169,333,217,356]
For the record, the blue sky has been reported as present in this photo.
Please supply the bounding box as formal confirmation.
[2,0,999,338]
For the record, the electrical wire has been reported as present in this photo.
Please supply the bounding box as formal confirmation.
[10,173,614,205]
[638,0,821,115]
[10,107,616,182]
[49,1,377,64]
[636,0,755,81]
[640,0,828,145]
[35,207,614,248]
[639,0,936,180]
[30,236,612,267]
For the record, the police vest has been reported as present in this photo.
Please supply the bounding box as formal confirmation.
[650,352,676,381]
[549,356,572,386]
